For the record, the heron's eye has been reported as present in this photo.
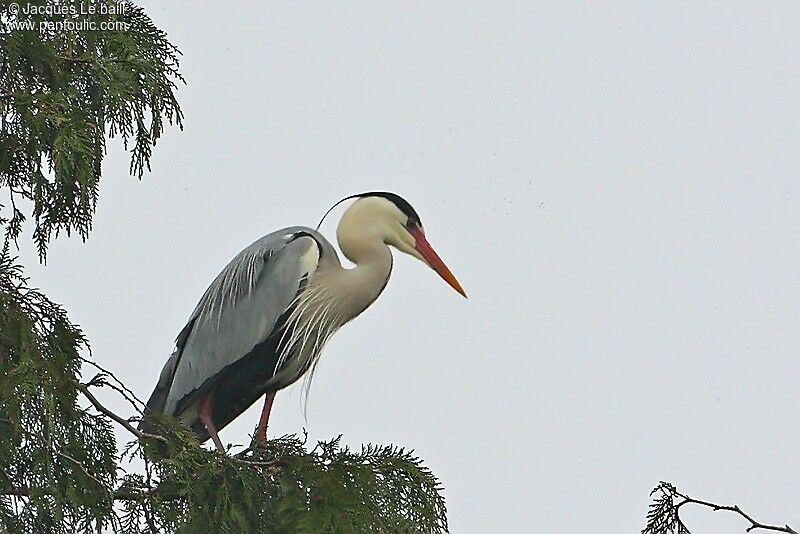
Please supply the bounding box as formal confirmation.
[404,221,424,238]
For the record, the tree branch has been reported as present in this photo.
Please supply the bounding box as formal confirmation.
[648,482,798,534]
[80,353,146,410]
[675,494,797,534]
[76,382,167,445]
[54,449,109,493]
[1,485,171,502]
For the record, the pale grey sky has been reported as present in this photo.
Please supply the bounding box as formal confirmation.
[19,2,800,532]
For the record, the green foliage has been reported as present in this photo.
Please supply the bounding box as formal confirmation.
[0,0,184,260]
[116,424,448,533]
[0,248,117,532]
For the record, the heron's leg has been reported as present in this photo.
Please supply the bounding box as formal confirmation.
[255,391,276,444]
[198,393,225,452]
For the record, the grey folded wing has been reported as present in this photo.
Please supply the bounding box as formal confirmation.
[141,227,325,423]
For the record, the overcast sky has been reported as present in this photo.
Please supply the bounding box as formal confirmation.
[18,2,800,532]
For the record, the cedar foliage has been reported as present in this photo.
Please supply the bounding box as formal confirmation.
[1,0,183,260]
[0,2,449,532]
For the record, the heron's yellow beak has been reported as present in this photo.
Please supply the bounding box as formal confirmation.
[408,227,467,298]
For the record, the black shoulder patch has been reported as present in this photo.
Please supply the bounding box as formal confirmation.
[289,230,324,257]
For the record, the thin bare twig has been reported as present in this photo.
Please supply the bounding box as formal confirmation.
[59,55,93,64]
[1,485,173,502]
[84,373,145,416]
[76,383,167,445]
[80,352,146,412]
[669,486,797,534]
[55,449,108,493]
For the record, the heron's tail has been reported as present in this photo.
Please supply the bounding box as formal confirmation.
[137,352,179,435]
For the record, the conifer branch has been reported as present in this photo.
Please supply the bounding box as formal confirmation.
[54,449,109,493]
[80,353,146,412]
[644,482,797,534]
[675,495,798,534]
[76,382,167,445]
[1,485,170,502]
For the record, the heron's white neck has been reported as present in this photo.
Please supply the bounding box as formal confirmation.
[323,210,393,323]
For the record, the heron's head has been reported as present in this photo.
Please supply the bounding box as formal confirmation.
[326,192,466,298]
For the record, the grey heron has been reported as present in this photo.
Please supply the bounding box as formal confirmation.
[141,192,465,451]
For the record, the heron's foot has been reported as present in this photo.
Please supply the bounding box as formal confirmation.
[205,428,226,452]
[252,428,268,448]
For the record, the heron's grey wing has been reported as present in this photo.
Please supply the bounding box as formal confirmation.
[160,228,322,418]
